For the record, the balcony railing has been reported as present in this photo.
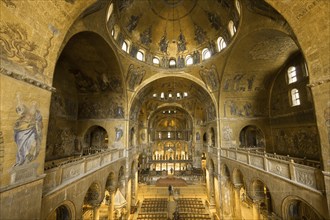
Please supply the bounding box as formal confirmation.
[221,148,324,192]
[42,149,125,194]
[148,159,193,163]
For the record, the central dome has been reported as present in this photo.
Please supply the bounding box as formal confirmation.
[108,0,240,67]
[148,0,197,20]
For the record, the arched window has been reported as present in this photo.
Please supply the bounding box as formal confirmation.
[217,37,227,52]
[112,24,119,39]
[121,41,128,52]
[291,88,301,106]
[202,48,211,60]
[136,50,144,61]
[287,66,297,84]
[185,55,193,66]
[228,20,237,37]
[153,57,160,65]
[106,3,114,22]
[235,0,241,15]
[169,59,176,67]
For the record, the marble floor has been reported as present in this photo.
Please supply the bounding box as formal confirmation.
[131,183,212,220]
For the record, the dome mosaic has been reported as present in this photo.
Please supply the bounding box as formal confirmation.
[107,0,240,68]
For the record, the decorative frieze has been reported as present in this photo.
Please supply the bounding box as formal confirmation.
[221,143,322,192]
[1,68,55,92]
[236,153,248,163]
[250,155,264,169]
[268,160,290,178]
[295,166,316,188]
[86,158,101,172]
[62,163,83,182]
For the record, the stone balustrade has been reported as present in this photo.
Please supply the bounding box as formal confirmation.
[42,149,125,194]
[148,159,193,163]
[220,148,324,192]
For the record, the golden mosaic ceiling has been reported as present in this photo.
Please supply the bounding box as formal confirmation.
[115,0,239,58]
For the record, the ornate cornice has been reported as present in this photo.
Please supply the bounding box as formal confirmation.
[0,68,56,92]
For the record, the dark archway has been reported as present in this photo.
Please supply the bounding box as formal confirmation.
[239,125,264,148]
[284,199,323,220]
[55,205,71,220]
[83,182,102,219]
[251,180,272,214]
[46,31,124,162]
[83,125,108,155]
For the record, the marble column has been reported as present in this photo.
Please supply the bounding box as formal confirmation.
[234,185,242,219]
[209,166,215,207]
[93,205,100,220]
[131,170,136,205]
[108,191,115,220]
[252,199,262,220]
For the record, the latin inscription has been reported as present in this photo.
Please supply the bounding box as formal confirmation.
[296,0,322,20]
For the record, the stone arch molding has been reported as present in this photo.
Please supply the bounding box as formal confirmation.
[232,168,244,186]
[46,200,76,220]
[264,0,328,81]
[281,195,324,220]
[84,181,104,206]
[128,73,218,111]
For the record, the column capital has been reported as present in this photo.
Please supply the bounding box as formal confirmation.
[233,184,243,190]
[106,186,116,193]
[90,200,101,208]
[252,198,263,204]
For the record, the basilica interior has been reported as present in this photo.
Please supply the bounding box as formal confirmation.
[0,0,329,220]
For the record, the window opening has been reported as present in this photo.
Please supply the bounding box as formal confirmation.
[228,20,237,37]
[202,48,211,60]
[217,37,227,52]
[288,66,297,84]
[153,57,160,65]
[186,55,193,66]
[137,51,144,61]
[291,88,301,106]
[121,41,128,52]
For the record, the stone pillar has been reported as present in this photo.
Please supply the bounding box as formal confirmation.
[131,169,136,205]
[234,185,242,219]
[252,200,262,220]
[93,205,100,220]
[108,191,115,220]
[309,76,330,218]
[208,165,215,207]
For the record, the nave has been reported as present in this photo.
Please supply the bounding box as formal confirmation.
[94,181,259,220]
[133,184,212,220]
